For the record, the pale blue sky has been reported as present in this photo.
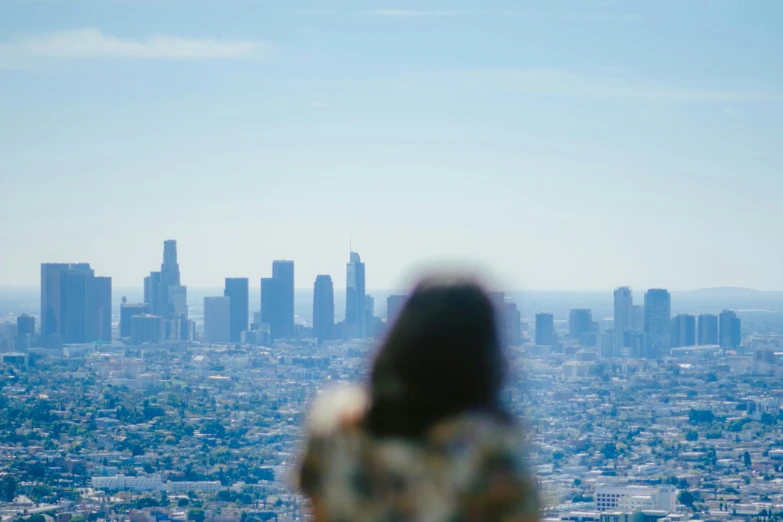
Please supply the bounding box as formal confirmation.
[1,0,782,291]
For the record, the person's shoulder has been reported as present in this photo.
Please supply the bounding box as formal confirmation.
[306,385,369,438]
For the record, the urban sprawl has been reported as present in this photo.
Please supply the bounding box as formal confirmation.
[1,241,782,522]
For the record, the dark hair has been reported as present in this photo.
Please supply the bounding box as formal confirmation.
[364,276,508,438]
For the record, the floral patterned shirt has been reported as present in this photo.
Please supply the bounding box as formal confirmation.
[298,387,539,522]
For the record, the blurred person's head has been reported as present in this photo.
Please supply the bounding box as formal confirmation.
[365,276,507,438]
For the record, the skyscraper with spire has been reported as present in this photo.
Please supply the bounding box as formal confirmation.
[143,240,189,339]
[345,251,366,338]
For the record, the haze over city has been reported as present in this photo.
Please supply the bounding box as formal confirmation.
[2,0,783,290]
[3,2,783,522]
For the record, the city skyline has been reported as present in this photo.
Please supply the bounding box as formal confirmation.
[2,1,783,291]
[8,244,783,294]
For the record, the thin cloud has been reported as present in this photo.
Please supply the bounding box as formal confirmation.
[367,9,641,21]
[477,68,781,103]
[368,9,463,17]
[297,9,340,16]
[0,28,268,61]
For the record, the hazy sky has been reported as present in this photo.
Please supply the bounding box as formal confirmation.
[1,0,782,291]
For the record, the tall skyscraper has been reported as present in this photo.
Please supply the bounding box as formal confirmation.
[261,277,282,341]
[95,276,112,342]
[63,263,96,344]
[224,278,249,343]
[272,260,295,338]
[613,287,633,334]
[144,271,161,315]
[313,275,334,344]
[535,313,555,346]
[145,240,187,323]
[345,252,366,337]
[506,302,522,346]
[41,263,110,345]
[569,309,593,339]
[204,296,231,343]
[671,314,696,348]
[365,294,375,320]
[698,314,718,345]
[386,295,407,325]
[719,310,741,349]
[158,240,181,316]
[644,289,671,358]
[41,263,70,342]
[121,303,149,338]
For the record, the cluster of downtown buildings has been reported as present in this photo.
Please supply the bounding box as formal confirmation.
[13,240,409,351]
[534,287,742,359]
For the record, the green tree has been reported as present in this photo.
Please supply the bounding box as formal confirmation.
[187,508,205,522]
[1,476,16,502]
[686,430,699,442]
[136,497,159,509]
[178,497,190,507]
[602,443,619,459]
[678,490,695,507]
[744,451,752,467]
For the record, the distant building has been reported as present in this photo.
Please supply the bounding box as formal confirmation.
[631,305,645,331]
[144,240,187,322]
[535,313,555,346]
[644,289,671,358]
[130,314,164,345]
[386,295,407,325]
[143,271,161,315]
[224,278,249,343]
[505,301,521,346]
[158,240,182,319]
[569,309,592,339]
[261,277,283,341]
[259,261,295,341]
[312,275,334,344]
[120,303,149,338]
[614,287,633,336]
[697,314,718,345]
[95,276,112,342]
[345,252,367,338]
[600,330,618,358]
[671,314,696,348]
[63,263,96,343]
[594,485,675,513]
[41,263,108,345]
[204,296,231,343]
[273,260,295,338]
[365,294,375,319]
[719,310,741,349]
[138,372,161,390]
[626,331,646,358]
[165,481,223,494]
[16,314,35,336]
[41,263,70,344]
[168,285,188,319]
[91,474,163,492]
